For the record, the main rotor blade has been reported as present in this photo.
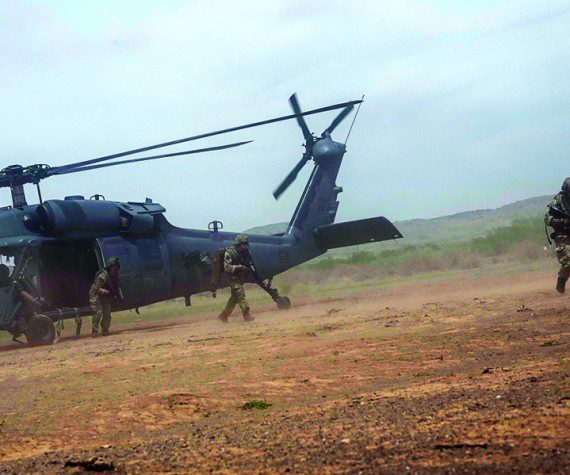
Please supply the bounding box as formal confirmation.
[273,154,310,200]
[54,141,252,176]
[324,104,354,136]
[289,93,312,142]
[48,98,363,176]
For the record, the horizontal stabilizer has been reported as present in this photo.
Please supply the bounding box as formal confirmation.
[314,217,403,250]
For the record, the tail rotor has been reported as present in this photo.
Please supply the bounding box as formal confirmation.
[273,94,357,200]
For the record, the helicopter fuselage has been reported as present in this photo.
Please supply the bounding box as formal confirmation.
[0,98,404,345]
[0,198,308,331]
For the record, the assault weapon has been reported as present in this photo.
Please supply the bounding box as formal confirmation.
[241,252,291,310]
[546,205,570,245]
[550,206,570,221]
[103,270,124,302]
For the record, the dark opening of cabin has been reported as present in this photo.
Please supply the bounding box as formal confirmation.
[38,241,100,309]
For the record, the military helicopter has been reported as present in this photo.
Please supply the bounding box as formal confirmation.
[0,94,403,346]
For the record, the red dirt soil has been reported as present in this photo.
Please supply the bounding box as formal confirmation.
[0,271,568,473]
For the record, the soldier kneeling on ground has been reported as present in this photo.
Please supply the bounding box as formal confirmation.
[545,177,570,293]
[90,257,123,336]
[218,234,254,323]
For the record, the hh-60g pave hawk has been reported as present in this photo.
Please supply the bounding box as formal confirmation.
[0,94,402,346]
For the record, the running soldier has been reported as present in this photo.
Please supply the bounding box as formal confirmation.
[545,177,570,293]
[90,257,123,336]
[218,234,254,323]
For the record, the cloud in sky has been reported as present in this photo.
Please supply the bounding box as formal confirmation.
[0,0,568,230]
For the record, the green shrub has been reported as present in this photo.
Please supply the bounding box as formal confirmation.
[469,217,545,255]
[291,216,547,282]
[240,400,272,410]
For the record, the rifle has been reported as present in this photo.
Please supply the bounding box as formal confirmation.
[104,268,124,302]
[241,251,291,309]
[550,206,570,221]
[546,205,570,245]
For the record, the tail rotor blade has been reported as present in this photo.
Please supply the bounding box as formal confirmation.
[324,105,354,136]
[273,154,310,200]
[289,93,312,142]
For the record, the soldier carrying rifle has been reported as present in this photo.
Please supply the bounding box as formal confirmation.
[545,177,570,293]
[218,234,254,323]
[90,257,123,336]
[211,234,291,324]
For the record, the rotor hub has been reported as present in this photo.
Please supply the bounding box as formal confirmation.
[312,136,345,164]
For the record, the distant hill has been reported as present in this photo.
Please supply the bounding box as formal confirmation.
[246,195,551,254]
[392,195,551,247]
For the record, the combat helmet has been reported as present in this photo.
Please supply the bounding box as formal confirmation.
[562,177,570,196]
[105,257,120,269]
[235,234,250,246]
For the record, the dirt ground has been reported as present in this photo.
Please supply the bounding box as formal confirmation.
[0,270,568,473]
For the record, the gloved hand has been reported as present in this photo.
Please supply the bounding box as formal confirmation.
[236,265,248,273]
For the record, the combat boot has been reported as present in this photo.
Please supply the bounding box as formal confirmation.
[91,330,98,338]
[101,328,110,336]
[218,312,229,324]
[556,276,567,294]
[243,312,254,322]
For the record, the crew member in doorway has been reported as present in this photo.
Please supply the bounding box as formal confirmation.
[90,257,123,336]
[218,234,254,323]
[0,263,43,336]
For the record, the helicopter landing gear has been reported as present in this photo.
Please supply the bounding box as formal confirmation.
[257,281,292,311]
[275,295,291,310]
[24,314,56,346]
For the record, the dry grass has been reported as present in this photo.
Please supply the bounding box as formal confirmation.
[278,243,549,288]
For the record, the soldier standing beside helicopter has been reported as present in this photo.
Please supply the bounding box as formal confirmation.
[218,234,254,323]
[90,257,123,336]
[545,177,570,293]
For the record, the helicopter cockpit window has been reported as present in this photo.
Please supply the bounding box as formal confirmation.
[0,247,39,289]
[0,250,15,287]
[136,239,163,273]
[0,250,15,288]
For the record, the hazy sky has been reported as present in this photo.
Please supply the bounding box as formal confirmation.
[1,0,568,231]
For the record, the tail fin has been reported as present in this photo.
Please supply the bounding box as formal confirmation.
[286,136,345,238]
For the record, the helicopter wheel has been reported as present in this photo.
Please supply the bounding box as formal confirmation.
[25,314,56,346]
[276,296,291,310]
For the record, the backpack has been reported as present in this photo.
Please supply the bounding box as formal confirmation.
[209,248,226,291]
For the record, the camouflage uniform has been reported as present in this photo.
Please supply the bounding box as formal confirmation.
[89,257,122,335]
[89,269,113,334]
[219,235,252,322]
[545,178,570,292]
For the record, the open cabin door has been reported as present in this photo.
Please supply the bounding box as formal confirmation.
[99,235,171,307]
[98,237,134,308]
[132,237,171,304]
[37,240,100,309]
